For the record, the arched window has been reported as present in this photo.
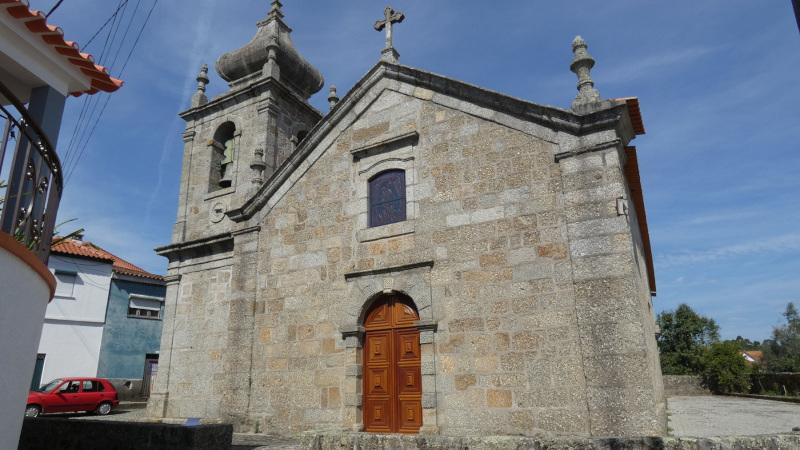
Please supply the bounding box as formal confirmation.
[368,169,406,227]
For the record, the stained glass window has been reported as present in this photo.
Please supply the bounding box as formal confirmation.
[369,170,406,227]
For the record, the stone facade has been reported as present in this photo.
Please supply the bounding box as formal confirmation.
[148,4,665,438]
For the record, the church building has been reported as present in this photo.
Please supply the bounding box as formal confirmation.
[147,2,666,438]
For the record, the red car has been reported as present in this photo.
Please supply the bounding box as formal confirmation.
[25,377,119,417]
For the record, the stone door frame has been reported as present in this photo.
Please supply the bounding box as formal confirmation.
[341,261,438,434]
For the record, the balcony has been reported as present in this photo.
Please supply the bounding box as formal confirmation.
[0,79,62,263]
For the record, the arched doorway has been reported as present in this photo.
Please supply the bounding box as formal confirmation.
[363,294,422,433]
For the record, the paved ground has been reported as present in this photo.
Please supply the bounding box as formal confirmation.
[58,396,800,443]
[668,395,800,437]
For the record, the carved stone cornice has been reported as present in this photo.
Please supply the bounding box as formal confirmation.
[155,232,234,263]
[553,138,621,162]
[163,274,182,285]
[344,260,434,281]
[350,130,418,161]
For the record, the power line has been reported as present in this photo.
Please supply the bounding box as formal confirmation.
[45,0,65,18]
[63,0,134,181]
[64,0,127,171]
[64,0,159,185]
[64,0,140,178]
[61,0,125,172]
[62,0,125,166]
[82,0,130,51]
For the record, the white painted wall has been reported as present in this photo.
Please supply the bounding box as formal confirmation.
[0,247,50,450]
[37,254,113,383]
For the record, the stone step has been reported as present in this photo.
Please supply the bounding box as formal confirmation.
[233,433,301,449]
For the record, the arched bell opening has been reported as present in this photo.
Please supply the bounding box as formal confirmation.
[209,121,236,190]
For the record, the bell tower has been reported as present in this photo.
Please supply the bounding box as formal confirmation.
[171,1,323,243]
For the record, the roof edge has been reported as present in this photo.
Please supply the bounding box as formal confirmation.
[228,62,630,222]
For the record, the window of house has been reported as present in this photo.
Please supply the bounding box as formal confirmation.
[128,295,163,320]
[368,169,406,228]
[54,270,78,298]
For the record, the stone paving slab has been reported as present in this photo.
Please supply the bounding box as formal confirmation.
[668,395,800,437]
[234,433,301,449]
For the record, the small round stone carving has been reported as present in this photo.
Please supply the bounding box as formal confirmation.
[210,202,226,223]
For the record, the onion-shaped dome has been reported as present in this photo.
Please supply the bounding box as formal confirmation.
[215,1,323,99]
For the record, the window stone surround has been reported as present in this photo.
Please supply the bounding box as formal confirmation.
[352,131,419,242]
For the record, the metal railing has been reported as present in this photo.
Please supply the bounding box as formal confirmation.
[0,80,63,263]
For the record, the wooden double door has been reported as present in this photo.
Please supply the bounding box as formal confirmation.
[363,295,422,433]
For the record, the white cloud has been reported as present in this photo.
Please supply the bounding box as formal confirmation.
[601,46,717,84]
[656,233,800,269]
[144,1,218,222]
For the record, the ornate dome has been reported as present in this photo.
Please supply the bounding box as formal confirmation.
[215,1,323,99]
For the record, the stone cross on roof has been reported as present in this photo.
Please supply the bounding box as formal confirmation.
[374,6,405,63]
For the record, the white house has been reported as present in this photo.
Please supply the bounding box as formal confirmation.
[36,242,114,384]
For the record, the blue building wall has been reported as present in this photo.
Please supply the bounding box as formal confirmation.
[97,278,165,379]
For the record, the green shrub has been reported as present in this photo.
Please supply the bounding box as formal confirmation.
[702,341,751,394]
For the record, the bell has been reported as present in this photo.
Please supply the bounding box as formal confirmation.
[218,138,235,188]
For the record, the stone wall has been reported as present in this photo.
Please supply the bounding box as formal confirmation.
[19,417,232,450]
[751,373,800,396]
[302,431,800,450]
[662,375,710,397]
[107,378,144,401]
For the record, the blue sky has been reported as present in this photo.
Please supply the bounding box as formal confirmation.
[40,1,799,341]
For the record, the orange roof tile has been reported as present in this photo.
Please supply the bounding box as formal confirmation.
[51,238,163,281]
[624,147,656,295]
[744,350,764,362]
[615,97,645,135]
[1,0,123,96]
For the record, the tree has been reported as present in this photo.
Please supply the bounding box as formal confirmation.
[702,341,752,394]
[726,335,761,350]
[657,304,720,374]
[762,302,800,372]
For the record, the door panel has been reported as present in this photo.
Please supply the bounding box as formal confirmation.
[396,367,420,396]
[396,332,420,362]
[394,302,419,327]
[364,399,392,432]
[397,400,423,433]
[367,333,391,363]
[363,295,422,434]
[366,368,391,396]
[365,302,391,330]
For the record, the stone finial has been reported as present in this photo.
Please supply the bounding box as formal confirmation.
[191,64,209,107]
[328,85,339,110]
[263,34,281,79]
[570,36,601,109]
[250,147,266,185]
[374,6,405,63]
